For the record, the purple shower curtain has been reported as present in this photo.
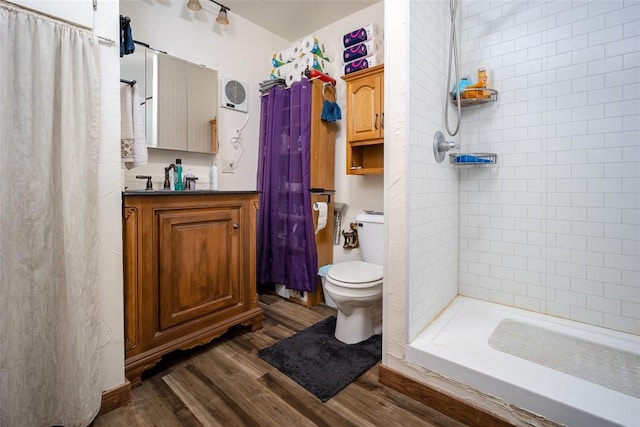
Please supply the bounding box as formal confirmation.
[257,79,318,292]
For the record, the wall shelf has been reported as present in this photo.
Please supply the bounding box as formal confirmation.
[450,88,498,107]
[449,153,497,167]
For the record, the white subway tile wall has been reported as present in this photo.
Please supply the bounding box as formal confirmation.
[457,0,639,335]
[407,0,460,340]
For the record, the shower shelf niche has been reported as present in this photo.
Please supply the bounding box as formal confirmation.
[450,153,497,167]
[450,88,498,107]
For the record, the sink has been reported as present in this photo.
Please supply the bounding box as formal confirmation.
[122,189,258,196]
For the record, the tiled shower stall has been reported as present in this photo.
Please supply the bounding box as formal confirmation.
[407,0,639,339]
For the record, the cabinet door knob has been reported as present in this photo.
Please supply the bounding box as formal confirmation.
[373,113,379,130]
[381,112,384,129]
[232,223,239,230]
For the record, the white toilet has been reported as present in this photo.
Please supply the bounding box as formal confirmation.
[323,213,383,344]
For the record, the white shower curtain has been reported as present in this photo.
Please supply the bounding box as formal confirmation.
[0,3,102,426]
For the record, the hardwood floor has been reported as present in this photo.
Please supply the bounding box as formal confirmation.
[92,294,465,427]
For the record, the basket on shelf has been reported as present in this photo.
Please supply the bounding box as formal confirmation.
[449,153,497,167]
[450,88,498,107]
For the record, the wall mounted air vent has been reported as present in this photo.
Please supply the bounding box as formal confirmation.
[221,77,248,113]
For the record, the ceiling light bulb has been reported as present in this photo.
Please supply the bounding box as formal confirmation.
[186,0,202,11]
[216,7,229,25]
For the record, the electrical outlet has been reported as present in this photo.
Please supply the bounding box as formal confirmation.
[221,159,234,174]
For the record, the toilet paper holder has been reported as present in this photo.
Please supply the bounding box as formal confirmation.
[310,187,333,203]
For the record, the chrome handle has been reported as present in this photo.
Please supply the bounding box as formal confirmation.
[373,113,379,130]
[232,223,239,230]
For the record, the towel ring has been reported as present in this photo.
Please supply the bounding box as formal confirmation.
[322,82,336,102]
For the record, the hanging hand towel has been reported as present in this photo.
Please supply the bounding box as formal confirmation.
[321,99,342,122]
[121,83,148,169]
[120,83,134,162]
[120,15,135,57]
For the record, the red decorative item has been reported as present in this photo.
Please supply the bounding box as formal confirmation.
[304,67,336,86]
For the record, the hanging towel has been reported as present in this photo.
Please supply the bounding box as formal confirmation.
[321,99,342,122]
[121,83,148,169]
[120,15,135,57]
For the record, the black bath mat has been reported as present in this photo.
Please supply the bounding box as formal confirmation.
[257,316,382,401]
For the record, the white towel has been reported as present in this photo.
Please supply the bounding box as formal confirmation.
[120,83,148,169]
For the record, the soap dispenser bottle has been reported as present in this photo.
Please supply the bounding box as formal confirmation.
[210,161,218,191]
[174,158,183,191]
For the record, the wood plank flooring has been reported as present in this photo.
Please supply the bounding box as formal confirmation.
[92,295,466,427]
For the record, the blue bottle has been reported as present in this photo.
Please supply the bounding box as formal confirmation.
[174,158,183,191]
[451,77,471,100]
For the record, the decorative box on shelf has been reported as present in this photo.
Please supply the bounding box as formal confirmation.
[449,153,497,167]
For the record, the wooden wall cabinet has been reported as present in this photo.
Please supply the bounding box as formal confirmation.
[342,64,384,175]
[122,192,263,386]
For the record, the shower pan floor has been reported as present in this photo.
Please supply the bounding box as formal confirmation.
[406,296,639,427]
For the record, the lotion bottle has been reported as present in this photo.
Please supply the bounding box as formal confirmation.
[174,158,183,191]
[210,161,218,191]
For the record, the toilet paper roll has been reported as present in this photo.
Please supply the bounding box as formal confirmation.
[284,69,304,87]
[272,45,299,67]
[272,58,304,78]
[298,36,331,61]
[342,38,383,63]
[299,53,335,77]
[313,201,328,234]
[343,23,381,48]
[344,54,383,75]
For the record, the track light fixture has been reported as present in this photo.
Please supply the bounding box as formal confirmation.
[216,5,229,25]
[186,0,202,11]
[186,0,231,25]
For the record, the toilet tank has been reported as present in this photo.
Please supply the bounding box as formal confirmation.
[355,213,384,265]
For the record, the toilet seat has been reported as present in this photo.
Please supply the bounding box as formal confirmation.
[327,261,383,288]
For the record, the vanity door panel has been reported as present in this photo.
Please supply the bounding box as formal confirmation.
[156,205,241,332]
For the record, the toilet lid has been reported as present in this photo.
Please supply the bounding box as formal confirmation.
[327,261,383,285]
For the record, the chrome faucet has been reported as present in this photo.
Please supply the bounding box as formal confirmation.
[163,163,175,189]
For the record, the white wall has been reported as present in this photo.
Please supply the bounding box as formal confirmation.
[406,0,460,341]
[383,0,409,368]
[458,0,640,335]
[383,0,461,377]
[119,0,289,191]
[95,0,125,393]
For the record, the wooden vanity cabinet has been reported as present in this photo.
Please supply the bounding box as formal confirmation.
[342,64,384,175]
[122,192,263,386]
